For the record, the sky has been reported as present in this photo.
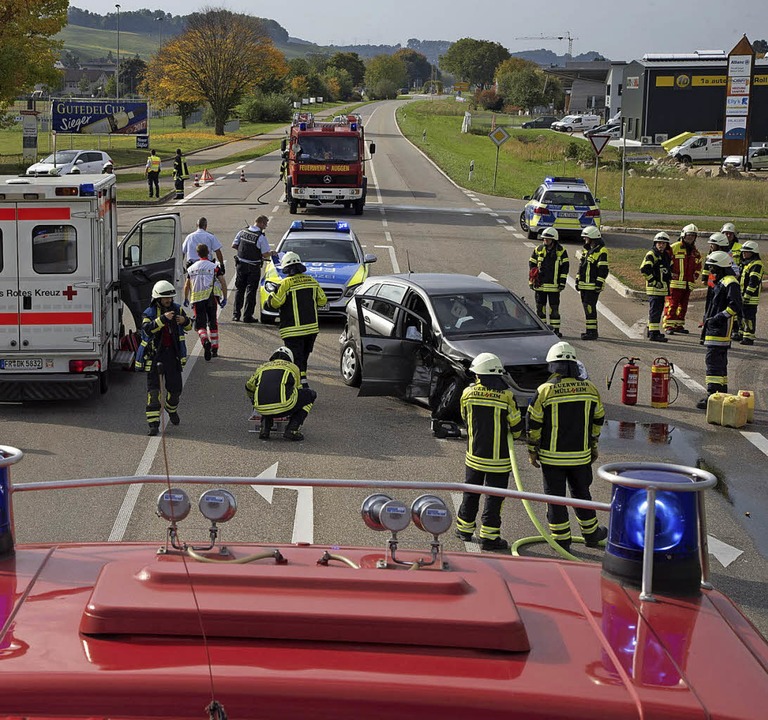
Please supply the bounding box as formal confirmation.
[72,1,766,61]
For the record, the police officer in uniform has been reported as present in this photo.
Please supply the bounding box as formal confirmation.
[455,353,524,552]
[246,346,317,441]
[529,227,569,337]
[738,240,763,345]
[145,148,161,198]
[576,225,609,340]
[266,252,327,387]
[527,342,607,551]
[697,252,743,409]
[134,280,193,436]
[232,215,274,323]
[639,231,673,342]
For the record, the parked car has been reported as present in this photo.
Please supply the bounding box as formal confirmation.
[722,146,768,171]
[257,219,376,324]
[339,273,557,428]
[521,115,559,129]
[519,176,600,240]
[584,123,621,139]
[551,114,601,133]
[667,135,722,165]
[26,150,113,176]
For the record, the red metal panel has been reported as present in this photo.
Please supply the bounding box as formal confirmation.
[0,209,15,221]
[17,208,71,221]
[20,312,93,325]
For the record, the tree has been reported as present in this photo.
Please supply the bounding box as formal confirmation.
[119,55,147,98]
[364,55,408,98]
[393,48,433,89]
[327,52,366,86]
[495,58,562,112]
[0,0,67,108]
[754,39,768,56]
[439,38,510,88]
[143,9,287,135]
[323,67,354,101]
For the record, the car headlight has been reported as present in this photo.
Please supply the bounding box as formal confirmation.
[344,283,363,297]
[264,281,279,293]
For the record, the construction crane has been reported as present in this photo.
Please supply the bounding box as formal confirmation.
[515,32,578,58]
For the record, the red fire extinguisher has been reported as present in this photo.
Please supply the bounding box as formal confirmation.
[606,357,640,406]
[651,357,679,408]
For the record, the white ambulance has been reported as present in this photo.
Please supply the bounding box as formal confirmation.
[0,174,184,401]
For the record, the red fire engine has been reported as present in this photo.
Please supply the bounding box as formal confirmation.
[281,112,376,215]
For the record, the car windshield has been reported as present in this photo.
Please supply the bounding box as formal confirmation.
[296,136,359,162]
[432,291,541,334]
[40,151,79,164]
[280,237,359,263]
[542,191,594,206]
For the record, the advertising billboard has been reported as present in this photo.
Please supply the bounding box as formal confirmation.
[51,100,148,135]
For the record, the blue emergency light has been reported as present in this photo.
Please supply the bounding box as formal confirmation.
[545,176,585,185]
[299,122,307,131]
[598,462,716,597]
[350,122,357,131]
[336,221,350,232]
[289,221,304,230]
[79,183,96,197]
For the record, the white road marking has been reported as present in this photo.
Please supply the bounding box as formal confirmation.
[496,218,508,224]
[237,164,247,169]
[272,205,280,214]
[174,182,211,205]
[490,212,499,217]
[478,271,498,282]
[523,241,536,248]
[226,170,236,175]
[450,493,480,553]
[513,233,526,239]
[564,277,643,339]
[742,431,768,456]
[671,365,706,393]
[375,237,400,273]
[707,534,744,567]
[251,462,314,543]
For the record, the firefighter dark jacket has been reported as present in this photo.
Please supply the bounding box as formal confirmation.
[245,359,301,416]
[267,273,328,339]
[577,240,609,292]
[703,274,742,346]
[134,302,193,372]
[529,242,569,292]
[640,246,673,296]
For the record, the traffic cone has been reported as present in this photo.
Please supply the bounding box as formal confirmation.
[240,169,247,182]
[201,168,214,183]
[193,173,200,187]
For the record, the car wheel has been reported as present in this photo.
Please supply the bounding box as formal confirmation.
[564,126,572,133]
[259,312,276,324]
[289,201,298,214]
[519,211,529,232]
[353,200,364,215]
[99,353,110,394]
[680,155,692,166]
[432,376,465,421]
[340,340,362,387]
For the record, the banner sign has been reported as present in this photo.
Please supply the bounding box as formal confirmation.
[722,36,755,158]
[51,100,148,135]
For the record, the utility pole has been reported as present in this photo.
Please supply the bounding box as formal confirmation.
[115,4,121,100]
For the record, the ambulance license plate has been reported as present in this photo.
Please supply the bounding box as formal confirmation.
[0,358,43,370]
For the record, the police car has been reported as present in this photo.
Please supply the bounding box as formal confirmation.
[257,220,377,324]
[519,176,601,240]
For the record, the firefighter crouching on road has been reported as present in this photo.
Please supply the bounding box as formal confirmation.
[135,280,193,436]
[455,353,524,552]
[576,225,609,340]
[737,241,763,346]
[664,223,702,335]
[527,342,607,551]
[529,227,569,338]
[246,346,317,441]
[696,251,743,410]
[265,252,327,387]
[640,231,673,342]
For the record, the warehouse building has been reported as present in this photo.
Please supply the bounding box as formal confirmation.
[621,51,768,143]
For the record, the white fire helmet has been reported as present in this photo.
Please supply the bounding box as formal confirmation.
[272,346,294,363]
[720,222,737,235]
[681,223,699,236]
[540,227,559,242]
[546,341,578,363]
[151,280,176,299]
[740,240,759,253]
[581,225,602,241]
[708,232,729,248]
[705,251,731,268]
[653,231,670,245]
[469,352,505,376]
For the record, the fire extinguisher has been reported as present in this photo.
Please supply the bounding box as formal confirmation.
[606,357,640,405]
[650,357,679,408]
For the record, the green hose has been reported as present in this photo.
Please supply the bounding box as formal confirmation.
[507,435,585,561]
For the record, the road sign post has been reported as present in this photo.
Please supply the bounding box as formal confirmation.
[588,134,612,210]
[488,126,510,191]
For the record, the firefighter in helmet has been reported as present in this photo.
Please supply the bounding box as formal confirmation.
[576,225,609,340]
[529,227,569,337]
[245,346,317,441]
[664,223,702,334]
[737,240,763,346]
[697,252,742,409]
[135,280,193,436]
[527,341,607,551]
[455,352,524,552]
[640,231,673,342]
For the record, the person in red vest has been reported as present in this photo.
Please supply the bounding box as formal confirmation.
[663,223,702,334]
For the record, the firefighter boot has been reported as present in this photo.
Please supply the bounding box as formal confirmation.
[147,423,160,437]
[480,537,509,552]
[580,330,598,341]
[168,411,180,425]
[259,417,273,440]
[649,330,668,342]
[583,525,608,548]
[283,416,304,441]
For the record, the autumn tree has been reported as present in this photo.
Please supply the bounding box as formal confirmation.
[439,38,510,88]
[0,0,67,108]
[365,55,408,99]
[143,8,287,135]
[119,55,147,98]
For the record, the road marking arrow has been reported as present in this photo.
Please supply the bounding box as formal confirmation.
[251,462,314,544]
[707,534,744,567]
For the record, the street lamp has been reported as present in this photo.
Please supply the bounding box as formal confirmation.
[155,15,163,46]
[115,4,120,100]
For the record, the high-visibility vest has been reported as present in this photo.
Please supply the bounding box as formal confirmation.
[147,154,161,172]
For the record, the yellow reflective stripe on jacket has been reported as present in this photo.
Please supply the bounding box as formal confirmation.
[740,258,763,304]
[269,274,327,338]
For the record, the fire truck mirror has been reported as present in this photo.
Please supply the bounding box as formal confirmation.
[280,139,286,152]
[369,143,376,155]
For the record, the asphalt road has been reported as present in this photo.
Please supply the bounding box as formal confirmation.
[4,99,768,638]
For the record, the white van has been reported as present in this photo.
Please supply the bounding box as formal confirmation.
[551,114,601,133]
[667,135,723,164]
[0,174,184,401]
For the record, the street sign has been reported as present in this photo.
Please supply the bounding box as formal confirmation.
[136,135,149,149]
[589,134,612,156]
[488,127,510,147]
[626,155,653,163]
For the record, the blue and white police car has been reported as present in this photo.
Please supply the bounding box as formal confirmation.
[257,220,377,324]
[519,176,601,240]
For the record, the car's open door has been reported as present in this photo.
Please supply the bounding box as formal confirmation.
[118,214,183,329]
[355,296,429,398]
